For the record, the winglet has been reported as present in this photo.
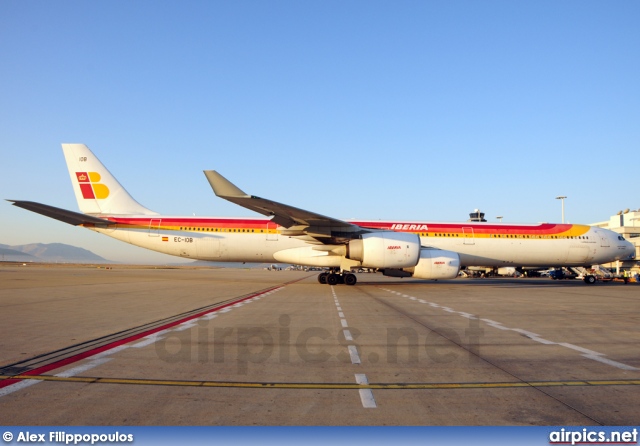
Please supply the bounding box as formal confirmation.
[203,170,250,198]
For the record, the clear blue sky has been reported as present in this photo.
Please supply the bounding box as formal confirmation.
[1,1,638,263]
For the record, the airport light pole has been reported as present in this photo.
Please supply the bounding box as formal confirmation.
[496,216,503,222]
[631,218,639,262]
[556,196,567,223]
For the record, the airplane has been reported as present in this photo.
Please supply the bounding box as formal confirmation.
[8,144,636,286]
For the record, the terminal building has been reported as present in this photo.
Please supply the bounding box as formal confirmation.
[468,208,639,273]
[591,209,640,272]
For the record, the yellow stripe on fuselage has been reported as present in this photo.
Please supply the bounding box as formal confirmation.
[85,219,593,241]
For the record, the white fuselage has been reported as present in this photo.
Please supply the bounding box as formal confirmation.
[88,216,635,268]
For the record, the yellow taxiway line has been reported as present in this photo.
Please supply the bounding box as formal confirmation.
[2,374,640,390]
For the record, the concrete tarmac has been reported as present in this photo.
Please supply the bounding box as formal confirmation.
[1,263,639,425]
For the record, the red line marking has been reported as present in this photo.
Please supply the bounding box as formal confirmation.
[0,286,281,389]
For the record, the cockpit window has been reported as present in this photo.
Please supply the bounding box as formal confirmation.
[618,236,626,240]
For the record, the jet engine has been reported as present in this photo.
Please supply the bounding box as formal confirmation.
[347,232,421,269]
[274,232,422,270]
[403,249,460,279]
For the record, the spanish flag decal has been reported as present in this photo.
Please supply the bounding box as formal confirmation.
[76,172,110,199]
[162,237,169,242]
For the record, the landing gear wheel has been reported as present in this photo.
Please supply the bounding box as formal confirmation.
[584,275,596,284]
[318,272,328,284]
[326,274,339,285]
[344,273,357,286]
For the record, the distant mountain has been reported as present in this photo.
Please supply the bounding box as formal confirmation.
[0,243,110,263]
[0,246,34,258]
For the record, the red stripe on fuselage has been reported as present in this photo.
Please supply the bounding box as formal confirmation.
[92,216,580,236]
[111,217,271,228]
[353,221,576,235]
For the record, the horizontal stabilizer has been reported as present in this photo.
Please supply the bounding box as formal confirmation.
[7,200,114,226]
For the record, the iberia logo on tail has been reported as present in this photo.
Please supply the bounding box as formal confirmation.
[76,172,110,199]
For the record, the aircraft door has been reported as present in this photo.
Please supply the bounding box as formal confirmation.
[149,219,162,237]
[598,230,610,248]
[266,221,278,241]
[198,237,222,259]
[566,246,589,264]
[462,227,475,245]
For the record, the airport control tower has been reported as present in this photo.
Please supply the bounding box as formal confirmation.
[468,209,487,222]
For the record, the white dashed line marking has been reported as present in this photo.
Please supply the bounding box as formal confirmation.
[332,286,378,407]
[93,345,129,359]
[383,288,639,371]
[132,334,165,348]
[174,321,197,332]
[55,358,112,378]
[559,343,601,356]
[584,355,639,371]
[355,374,377,408]
[348,345,361,364]
[0,379,40,397]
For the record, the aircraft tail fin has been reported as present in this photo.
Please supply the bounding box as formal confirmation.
[61,144,157,216]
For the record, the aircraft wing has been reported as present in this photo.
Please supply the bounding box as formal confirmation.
[204,171,369,244]
[8,200,114,226]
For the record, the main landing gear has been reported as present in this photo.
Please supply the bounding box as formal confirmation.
[318,269,357,286]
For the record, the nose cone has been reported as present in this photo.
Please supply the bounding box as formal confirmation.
[624,240,636,260]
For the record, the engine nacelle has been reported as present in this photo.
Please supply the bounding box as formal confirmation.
[273,246,342,268]
[405,249,461,280]
[348,232,421,269]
